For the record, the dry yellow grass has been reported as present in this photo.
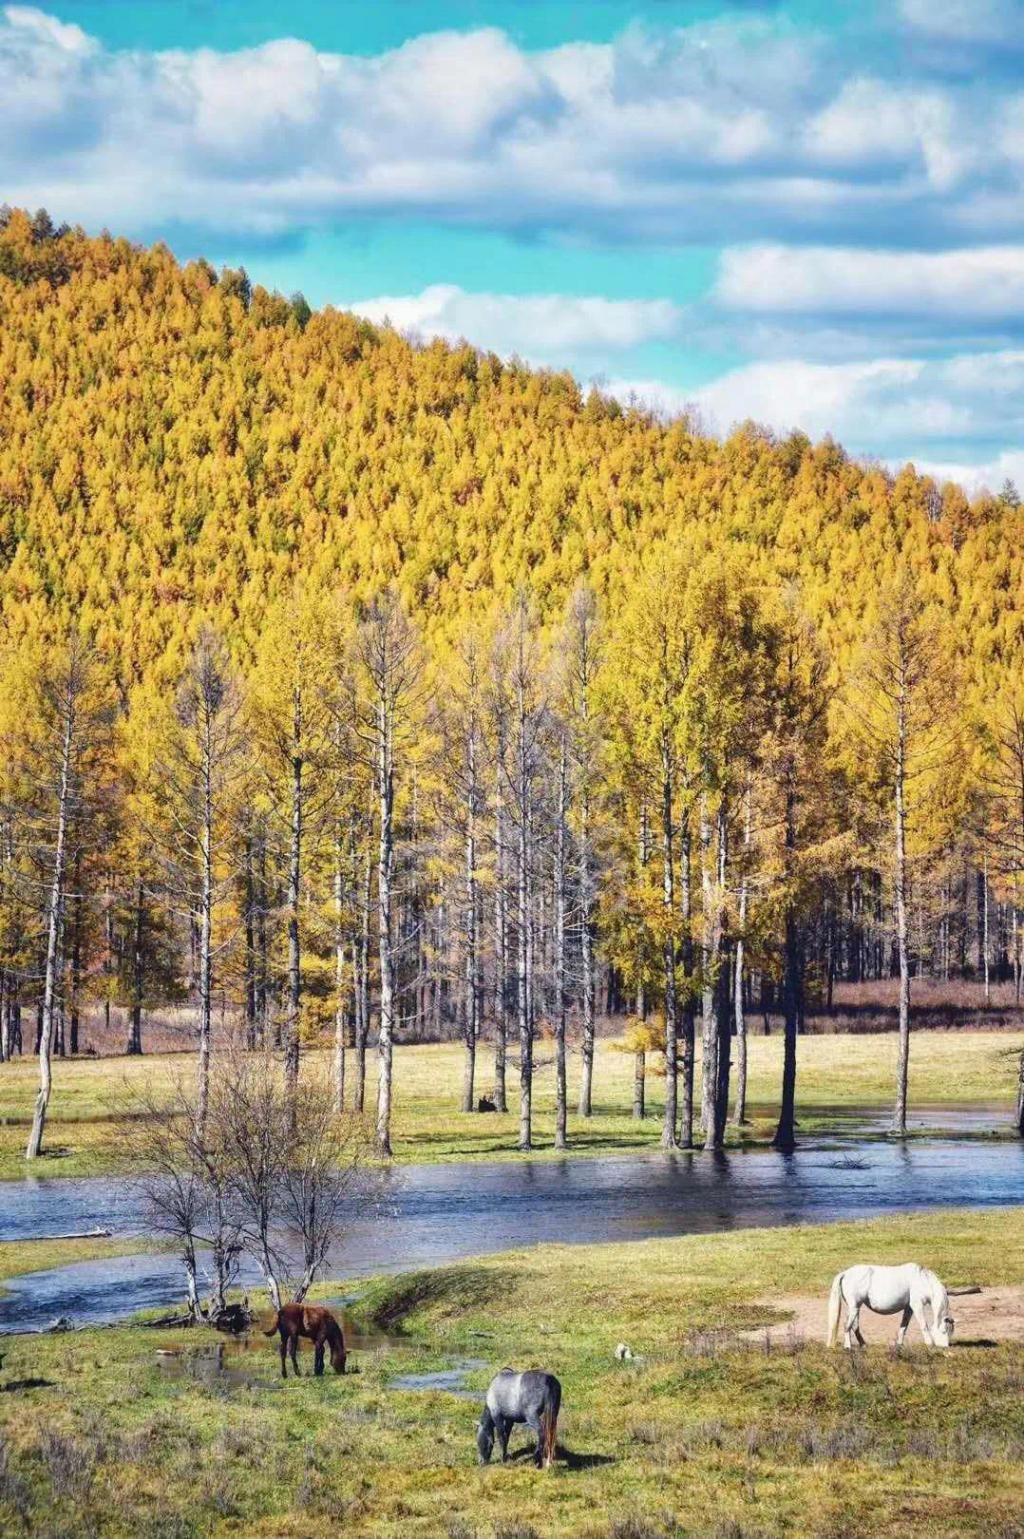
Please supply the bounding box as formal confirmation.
[0,1027,1018,1179]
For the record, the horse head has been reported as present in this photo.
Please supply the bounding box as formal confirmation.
[476,1411,495,1465]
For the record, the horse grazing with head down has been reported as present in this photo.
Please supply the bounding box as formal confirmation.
[264,1303,347,1377]
[477,1368,561,1469]
[827,1263,955,1350]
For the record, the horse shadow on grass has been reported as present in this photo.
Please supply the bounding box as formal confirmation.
[2,1377,55,1392]
[504,1445,615,1471]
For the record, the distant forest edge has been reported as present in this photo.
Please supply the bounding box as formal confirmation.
[2,205,1024,1158]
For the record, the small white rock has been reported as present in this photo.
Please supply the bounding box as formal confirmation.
[615,1342,634,1361]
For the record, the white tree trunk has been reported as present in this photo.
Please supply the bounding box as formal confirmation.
[376,694,396,1157]
[26,700,74,1160]
[893,693,911,1136]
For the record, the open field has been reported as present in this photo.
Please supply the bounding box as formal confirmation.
[1,1030,1020,1180]
[3,1210,1024,1537]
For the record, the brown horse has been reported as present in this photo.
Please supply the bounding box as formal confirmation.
[264,1304,347,1378]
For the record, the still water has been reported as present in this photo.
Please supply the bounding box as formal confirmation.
[2,1128,1023,1333]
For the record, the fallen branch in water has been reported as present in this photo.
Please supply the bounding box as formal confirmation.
[15,1228,112,1242]
[947,1286,983,1296]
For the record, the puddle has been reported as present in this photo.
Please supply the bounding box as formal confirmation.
[155,1341,261,1388]
[389,1358,488,1400]
[151,1311,405,1386]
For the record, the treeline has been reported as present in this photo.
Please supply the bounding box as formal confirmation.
[2,209,1024,1157]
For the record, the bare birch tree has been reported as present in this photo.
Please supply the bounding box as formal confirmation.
[24,633,110,1159]
[847,568,959,1137]
[160,628,249,1135]
[356,590,422,1158]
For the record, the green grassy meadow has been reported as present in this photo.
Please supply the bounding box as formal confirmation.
[0,1030,1019,1181]
[3,1210,1024,1537]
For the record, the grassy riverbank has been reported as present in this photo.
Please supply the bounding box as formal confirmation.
[0,1236,157,1294]
[3,1209,1024,1536]
[0,1031,1019,1180]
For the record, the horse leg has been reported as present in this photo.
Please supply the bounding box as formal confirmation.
[497,1416,511,1463]
[314,1339,325,1377]
[525,1413,544,1467]
[911,1298,934,1347]
[279,1334,288,1378]
[844,1303,864,1348]
[895,1305,913,1347]
[289,1335,301,1375]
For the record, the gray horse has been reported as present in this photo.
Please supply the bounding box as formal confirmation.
[476,1367,561,1469]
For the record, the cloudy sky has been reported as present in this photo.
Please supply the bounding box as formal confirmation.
[5,0,1024,490]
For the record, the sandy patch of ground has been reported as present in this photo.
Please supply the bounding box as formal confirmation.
[747,1286,1024,1349]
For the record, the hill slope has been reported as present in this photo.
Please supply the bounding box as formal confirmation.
[1,207,1018,684]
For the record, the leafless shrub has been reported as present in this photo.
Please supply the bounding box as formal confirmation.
[39,1428,96,1501]
[678,1420,725,1452]
[629,1422,663,1445]
[607,1519,665,1539]
[119,1051,373,1314]
[0,1434,31,1526]
[446,1523,478,1539]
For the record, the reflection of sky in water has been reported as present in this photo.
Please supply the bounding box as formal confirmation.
[2,1135,1024,1333]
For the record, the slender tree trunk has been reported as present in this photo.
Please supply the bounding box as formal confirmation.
[376,698,396,1158]
[680,817,695,1148]
[27,699,74,1160]
[554,736,568,1149]
[68,857,81,1056]
[893,697,911,1136]
[517,777,533,1151]
[334,833,347,1113]
[1014,872,1021,1007]
[494,770,509,1113]
[773,785,800,1151]
[516,656,533,1152]
[354,832,372,1114]
[462,719,480,1114]
[577,785,595,1118]
[196,736,213,1138]
[635,805,650,1122]
[983,855,991,1007]
[243,833,257,1050]
[661,750,678,1149]
[285,717,303,1099]
[733,789,751,1125]
[712,797,731,1146]
[699,791,718,1149]
[255,826,269,1048]
[127,878,145,1056]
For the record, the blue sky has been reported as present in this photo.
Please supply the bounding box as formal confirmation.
[5,0,1024,489]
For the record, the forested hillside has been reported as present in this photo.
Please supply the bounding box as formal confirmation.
[2,206,1024,1159]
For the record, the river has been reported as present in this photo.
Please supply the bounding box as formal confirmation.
[2,1122,1022,1333]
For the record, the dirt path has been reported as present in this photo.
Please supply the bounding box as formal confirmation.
[749,1286,1024,1348]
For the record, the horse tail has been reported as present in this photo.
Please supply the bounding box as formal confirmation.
[541,1404,557,1468]
[541,1378,561,1468]
[263,1311,280,1338]
[826,1271,844,1348]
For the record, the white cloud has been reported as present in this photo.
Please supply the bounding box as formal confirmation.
[715,244,1024,319]
[3,7,1024,244]
[898,0,1019,43]
[916,448,1024,495]
[347,285,683,359]
[684,349,1024,458]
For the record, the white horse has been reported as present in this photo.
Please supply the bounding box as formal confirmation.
[826,1263,955,1350]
